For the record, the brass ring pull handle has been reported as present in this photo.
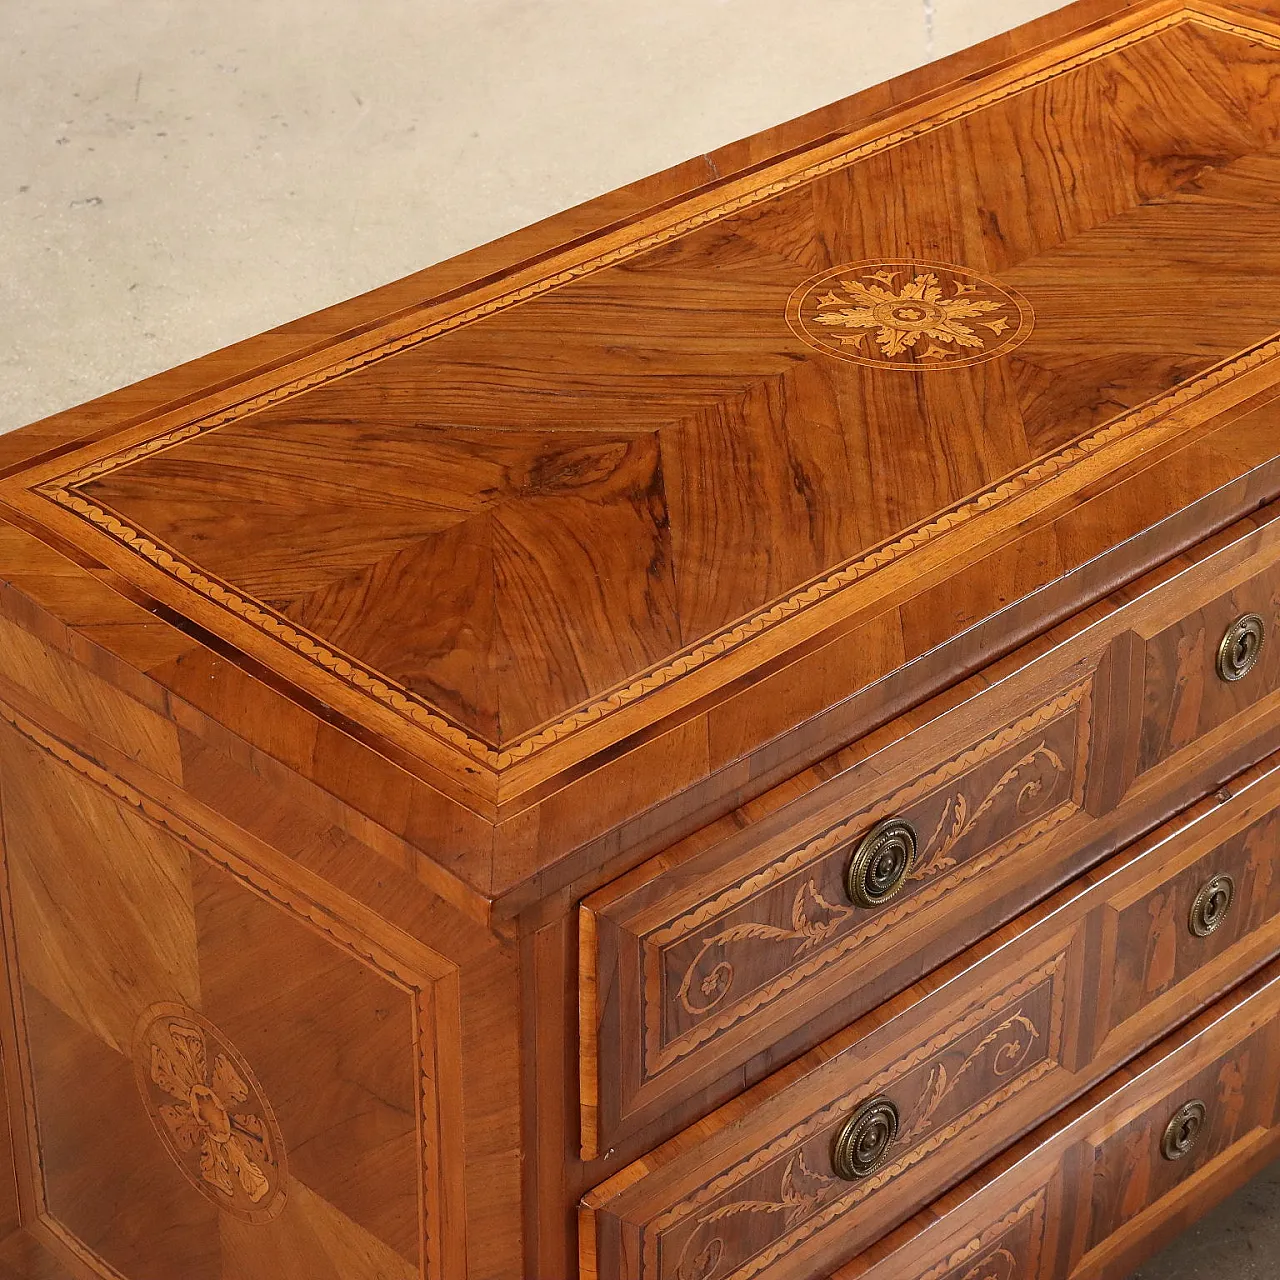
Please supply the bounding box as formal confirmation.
[845,818,917,909]
[1161,1099,1208,1161]
[832,1096,900,1181]
[1217,614,1266,683]
[1188,874,1234,938]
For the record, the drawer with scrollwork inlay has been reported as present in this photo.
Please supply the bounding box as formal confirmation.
[581,519,1280,1161]
[581,748,1280,1280]
[826,956,1280,1280]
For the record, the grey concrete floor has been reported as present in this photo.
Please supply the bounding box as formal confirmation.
[2,1,1280,1276]
[1132,1164,1280,1279]
[0,0,1070,431]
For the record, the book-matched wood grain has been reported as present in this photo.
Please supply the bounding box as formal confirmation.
[7,4,1280,822]
[6,7,1280,907]
[580,505,1280,1158]
[580,751,1280,1280]
[5,4,1280,1278]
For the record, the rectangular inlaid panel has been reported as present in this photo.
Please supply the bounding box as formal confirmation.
[11,4,1280,815]
[1101,808,1280,1036]
[582,749,1280,1280]
[0,705,463,1280]
[582,676,1097,1157]
[1079,1036,1274,1263]
[1138,553,1280,776]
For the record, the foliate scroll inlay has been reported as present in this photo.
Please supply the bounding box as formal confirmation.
[651,960,1065,1280]
[785,260,1034,370]
[647,681,1091,1079]
[675,879,854,1017]
[917,1188,1049,1280]
[133,1003,288,1222]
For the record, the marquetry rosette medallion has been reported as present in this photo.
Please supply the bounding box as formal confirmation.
[133,1004,288,1222]
[786,259,1034,370]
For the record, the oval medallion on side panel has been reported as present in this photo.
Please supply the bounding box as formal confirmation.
[133,1003,288,1223]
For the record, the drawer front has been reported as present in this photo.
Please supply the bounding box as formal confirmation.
[581,751,1280,1280]
[654,685,1090,1053]
[582,520,1280,1158]
[841,957,1280,1280]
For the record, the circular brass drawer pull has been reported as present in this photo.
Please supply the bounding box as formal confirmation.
[1189,873,1234,938]
[1161,1099,1208,1162]
[1217,614,1266,683]
[832,1096,899,1180]
[845,818,917,909]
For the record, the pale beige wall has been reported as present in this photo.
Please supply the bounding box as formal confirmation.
[0,0,1068,432]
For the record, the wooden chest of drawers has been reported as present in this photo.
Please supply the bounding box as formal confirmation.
[5,2,1280,1277]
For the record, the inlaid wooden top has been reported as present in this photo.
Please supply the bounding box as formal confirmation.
[7,1,1280,837]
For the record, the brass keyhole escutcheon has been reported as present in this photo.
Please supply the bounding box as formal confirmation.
[832,1096,900,1180]
[1161,1099,1208,1162]
[845,818,917,909]
[1189,874,1234,938]
[1217,614,1266,683]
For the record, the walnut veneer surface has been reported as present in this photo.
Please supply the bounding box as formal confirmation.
[5,2,1280,1277]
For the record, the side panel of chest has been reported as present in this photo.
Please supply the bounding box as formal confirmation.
[0,710,459,1279]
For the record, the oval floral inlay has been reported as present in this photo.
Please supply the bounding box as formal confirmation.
[133,1003,288,1222]
[786,259,1034,370]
